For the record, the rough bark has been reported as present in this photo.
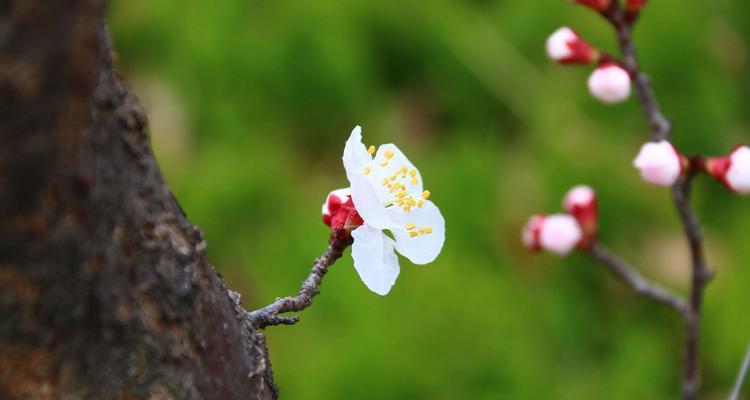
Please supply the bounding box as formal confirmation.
[0,1,275,398]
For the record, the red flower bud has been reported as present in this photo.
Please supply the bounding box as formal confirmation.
[563,185,598,242]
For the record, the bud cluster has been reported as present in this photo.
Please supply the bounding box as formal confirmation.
[544,0,653,105]
[632,140,750,194]
[522,185,598,256]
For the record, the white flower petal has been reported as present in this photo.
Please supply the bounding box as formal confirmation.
[343,125,372,179]
[369,143,424,197]
[389,200,445,265]
[351,225,400,296]
[349,173,396,230]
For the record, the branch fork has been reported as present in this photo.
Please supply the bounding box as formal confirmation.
[247,230,353,329]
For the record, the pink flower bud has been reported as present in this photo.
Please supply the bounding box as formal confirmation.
[587,63,631,104]
[545,27,597,65]
[322,188,363,230]
[522,214,546,252]
[633,141,685,187]
[563,185,598,239]
[705,145,750,194]
[539,214,583,256]
[573,0,610,11]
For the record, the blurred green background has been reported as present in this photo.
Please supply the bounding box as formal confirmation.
[109,1,750,398]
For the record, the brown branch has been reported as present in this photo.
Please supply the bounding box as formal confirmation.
[247,231,352,329]
[603,3,670,141]
[587,242,688,316]
[602,4,712,399]
[730,341,750,400]
[673,170,713,400]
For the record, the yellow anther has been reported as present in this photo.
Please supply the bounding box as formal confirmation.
[411,177,418,185]
[384,150,394,159]
[368,145,376,155]
[406,223,416,230]
[417,199,425,207]
[396,191,406,198]
[409,231,419,237]
[381,178,388,186]
[390,175,397,181]
[380,161,389,168]
[364,166,371,175]
[422,190,430,199]
[409,169,417,177]
[421,227,433,234]
[400,166,408,173]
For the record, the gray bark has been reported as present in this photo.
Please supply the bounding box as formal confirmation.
[0,1,275,398]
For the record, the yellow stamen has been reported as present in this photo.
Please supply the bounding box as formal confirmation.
[417,199,425,207]
[411,177,418,185]
[406,223,416,230]
[409,231,419,237]
[380,161,388,167]
[409,169,417,177]
[364,166,371,175]
[422,190,430,199]
[368,145,376,155]
[421,227,433,234]
[381,178,388,186]
[384,150,394,159]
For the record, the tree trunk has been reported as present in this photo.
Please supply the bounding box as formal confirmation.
[0,1,276,398]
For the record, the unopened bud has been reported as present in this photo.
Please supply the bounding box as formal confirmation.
[705,145,750,194]
[563,185,598,240]
[546,27,597,65]
[587,62,631,104]
[539,214,583,256]
[633,141,686,187]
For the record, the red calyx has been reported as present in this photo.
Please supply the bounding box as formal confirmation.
[703,156,732,190]
[562,37,597,65]
[522,215,546,252]
[323,195,363,234]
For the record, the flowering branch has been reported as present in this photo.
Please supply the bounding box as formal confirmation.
[730,341,750,400]
[247,231,353,329]
[248,126,444,329]
[601,4,713,398]
[539,1,750,397]
[587,242,688,316]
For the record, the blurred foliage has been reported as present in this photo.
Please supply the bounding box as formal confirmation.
[109,0,750,398]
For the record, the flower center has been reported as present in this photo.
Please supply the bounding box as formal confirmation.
[365,145,434,236]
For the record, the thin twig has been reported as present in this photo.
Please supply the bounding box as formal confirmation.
[602,4,712,399]
[587,242,688,316]
[673,170,713,400]
[729,341,750,400]
[246,231,352,329]
[602,3,670,141]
